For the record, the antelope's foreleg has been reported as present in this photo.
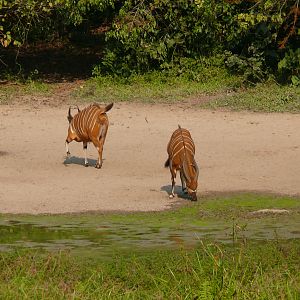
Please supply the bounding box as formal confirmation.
[169,167,177,199]
[180,171,187,194]
[83,142,88,167]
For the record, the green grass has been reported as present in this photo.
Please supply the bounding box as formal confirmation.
[1,69,300,113]
[0,80,54,104]
[198,193,300,212]
[4,193,299,224]
[204,82,300,113]
[0,241,299,299]
[73,67,242,104]
[72,71,300,113]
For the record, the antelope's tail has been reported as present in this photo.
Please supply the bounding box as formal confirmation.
[67,107,73,123]
[164,158,170,168]
[67,105,80,123]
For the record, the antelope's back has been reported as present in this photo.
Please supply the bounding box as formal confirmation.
[72,104,107,140]
[167,128,195,157]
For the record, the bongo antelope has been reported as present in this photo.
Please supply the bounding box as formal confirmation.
[65,103,113,168]
[165,125,199,201]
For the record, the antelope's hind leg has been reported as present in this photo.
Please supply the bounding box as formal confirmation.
[91,138,104,169]
[83,142,88,167]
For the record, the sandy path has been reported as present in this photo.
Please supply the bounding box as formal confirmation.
[0,103,299,214]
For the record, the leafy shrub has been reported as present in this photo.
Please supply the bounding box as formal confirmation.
[225,47,267,83]
[278,48,300,85]
[1,0,300,84]
[99,0,234,76]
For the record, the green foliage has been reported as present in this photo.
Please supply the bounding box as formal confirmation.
[0,0,116,47]
[1,0,300,85]
[223,0,300,84]
[100,0,233,75]
[278,48,300,85]
[225,47,267,83]
[95,0,300,83]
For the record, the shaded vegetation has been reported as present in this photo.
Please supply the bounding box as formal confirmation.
[1,0,300,85]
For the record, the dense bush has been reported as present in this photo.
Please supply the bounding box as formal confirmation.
[100,0,234,75]
[1,0,299,83]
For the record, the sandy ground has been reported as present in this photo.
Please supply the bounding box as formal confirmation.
[0,102,299,214]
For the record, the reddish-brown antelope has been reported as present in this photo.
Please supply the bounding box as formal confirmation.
[165,125,199,201]
[65,103,113,168]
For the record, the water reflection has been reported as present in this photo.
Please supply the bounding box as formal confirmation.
[0,216,299,255]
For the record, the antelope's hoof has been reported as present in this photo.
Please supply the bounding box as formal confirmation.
[169,194,175,199]
[183,189,188,194]
[95,163,102,169]
[84,163,89,167]
[66,152,70,158]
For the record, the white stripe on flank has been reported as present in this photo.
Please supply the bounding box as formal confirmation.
[169,135,183,149]
[74,114,83,137]
[85,106,95,127]
[91,117,98,133]
[80,109,88,136]
[77,110,84,137]
[82,107,91,134]
[84,107,92,130]
[87,108,98,130]
[172,146,184,160]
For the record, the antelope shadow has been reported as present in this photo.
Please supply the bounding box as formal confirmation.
[0,151,9,157]
[160,185,192,201]
[63,156,98,167]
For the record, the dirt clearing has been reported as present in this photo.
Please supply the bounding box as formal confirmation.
[0,102,299,214]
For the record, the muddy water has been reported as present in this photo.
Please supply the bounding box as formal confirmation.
[0,214,299,256]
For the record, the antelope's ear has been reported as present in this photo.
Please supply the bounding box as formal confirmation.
[191,162,199,173]
[67,115,73,123]
[104,103,114,112]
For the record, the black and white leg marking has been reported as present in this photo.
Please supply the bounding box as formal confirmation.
[65,140,70,158]
[169,165,176,199]
[83,142,88,167]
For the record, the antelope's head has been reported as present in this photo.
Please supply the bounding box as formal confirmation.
[182,158,199,201]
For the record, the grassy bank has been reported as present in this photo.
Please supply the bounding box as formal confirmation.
[0,193,300,298]
[0,240,299,299]
[204,82,300,113]
[1,69,300,113]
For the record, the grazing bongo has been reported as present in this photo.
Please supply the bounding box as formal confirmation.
[165,125,199,201]
[65,103,113,168]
